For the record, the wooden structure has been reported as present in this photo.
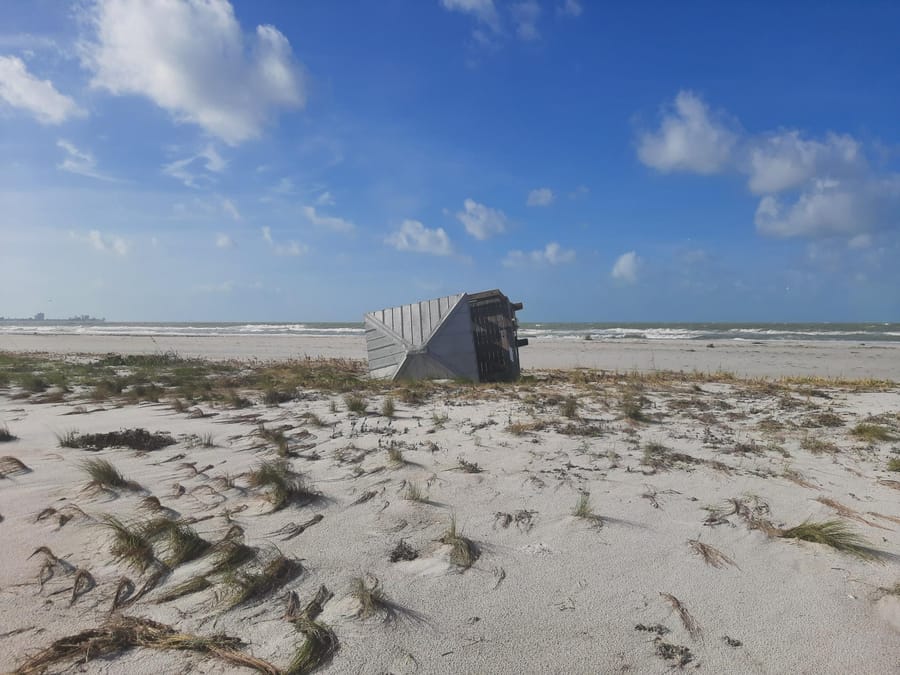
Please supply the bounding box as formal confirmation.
[364,289,527,382]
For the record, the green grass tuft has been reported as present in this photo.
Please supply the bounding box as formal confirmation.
[247,459,317,511]
[439,517,479,569]
[81,458,141,491]
[344,393,367,415]
[100,515,156,572]
[851,423,895,443]
[778,519,876,560]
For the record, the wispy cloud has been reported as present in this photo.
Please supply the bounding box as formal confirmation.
[215,233,234,248]
[80,0,306,144]
[56,140,117,181]
[162,145,226,188]
[0,55,84,124]
[71,229,129,256]
[261,226,306,256]
[526,187,554,207]
[558,0,583,17]
[386,219,453,256]
[302,205,354,232]
[222,198,241,221]
[511,1,541,41]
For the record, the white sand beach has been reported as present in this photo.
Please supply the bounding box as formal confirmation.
[0,347,898,674]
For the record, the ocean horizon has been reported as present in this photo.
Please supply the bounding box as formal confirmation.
[1,320,898,343]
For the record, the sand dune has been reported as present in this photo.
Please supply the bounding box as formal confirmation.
[1,352,899,673]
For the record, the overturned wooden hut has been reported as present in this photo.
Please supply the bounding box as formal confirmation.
[364,289,527,382]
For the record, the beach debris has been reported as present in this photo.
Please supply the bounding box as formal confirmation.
[687,539,738,569]
[660,593,702,640]
[389,540,419,562]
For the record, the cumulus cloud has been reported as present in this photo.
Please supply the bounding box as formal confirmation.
[637,91,738,174]
[261,226,273,243]
[639,90,900,241]
[56,139,117,181]
[163,145,227,188]
[754,177,900,238]
[315,190,335,206]
[526,187,554,207]
[71,229,129,255]
[301,205,354,232]
[386,220,453,256]
[80,0,305,144]
[215,232,234,248]
[504,241,575,266]
[611,251,640,283]
[0,55,84,124]
[260,225,306,255]
[746,131,863,195]
[511,1,541,40]
[457,198,508,239]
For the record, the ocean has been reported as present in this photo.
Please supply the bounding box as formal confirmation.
[1,321,898,342]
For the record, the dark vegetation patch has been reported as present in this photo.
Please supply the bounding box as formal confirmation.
[389,540,418,562]
[60,428,175,452]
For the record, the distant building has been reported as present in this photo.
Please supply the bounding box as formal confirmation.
[33,312,45,321]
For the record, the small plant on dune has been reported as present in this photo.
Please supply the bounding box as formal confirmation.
[851,423,895,443]
[687,539,737,569]
[888,458,900,472]
[208,538,258,577]
[349,575,392,621]
[200,433,215,448]
[225,390,252,409]
[620,390,648,422]
[154,576,213,604]
[440,517,479,569]
[800,436,838,454]
[573,492,603,528]
[0,425,17,442]
[159,522,210,567]
[344,393,367,415]
[431,411,450,428]
[57,429,81,448]
[224,548,302,608]
[456,457,483,473]
[381,396,396,419]
[100,515,156,572]
[778,519,876,560]
[264,387,294,406]
[285,586,339,675]
[81,458,141,492]
[386,443,405,466]
[403,481,427,503]
[561,396,578,419]
[258,424,290,457]
[246,459,317,511]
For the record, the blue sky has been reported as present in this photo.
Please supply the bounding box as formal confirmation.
[1,0,899,322]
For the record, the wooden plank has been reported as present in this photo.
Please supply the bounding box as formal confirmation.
[391,306,403,335]
[410,302,422,345]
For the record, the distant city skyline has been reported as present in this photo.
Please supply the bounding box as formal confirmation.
[1,1,899,322]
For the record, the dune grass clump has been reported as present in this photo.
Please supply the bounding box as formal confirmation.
[247,459,317,511]
[778,519,876,560]
[0,425,17,442]
[456,457,483,473]
[621,390,648,422]
[851,423,895,443]
[440,517,479,569]
[224,549,302,609]
[157,522,210,567]
[81,458,141,492]
[258,424,290,457]
[350,575,391,621]
[687,539,737,569]
[208,537,258,577]
[13,615,279,675]
[573,492,604,527]
[0,455,30,477]
[561,395,579,419]
[381,396,396,418]
[344,393,367,415]
[386,443,405,466]
[155,576,213,604]
[403,481,427,503]
[285,586,338,675]
[264,388,294,406]
[100,515,156,572]
[888,458,900,472]
[61,428,175,452]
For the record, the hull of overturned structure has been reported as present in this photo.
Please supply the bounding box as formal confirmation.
[364,289,526,382]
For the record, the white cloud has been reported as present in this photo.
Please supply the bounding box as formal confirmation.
[611,251,640,283]
[163,145,226,188]
[440,0,500,31]
[80,0,305,144]
[57,139,117,181]
[315,190,335,206]
[504,241,575,266]
[301,205,354,232]
[848,233,872,249]
[215,233,234,248]
[222,198,240,220]
[457,198,508,239]
[274,241,308,256]
[386,220,453,256]
[0,55,84,124]
[526,187,554,207]
[637,90,737,174]
[71,229,129,255]
[261,226,273,243]
[754,177,900,238]
[746,131,863,195]
[511,1,541,40]
[559,0,583,17]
